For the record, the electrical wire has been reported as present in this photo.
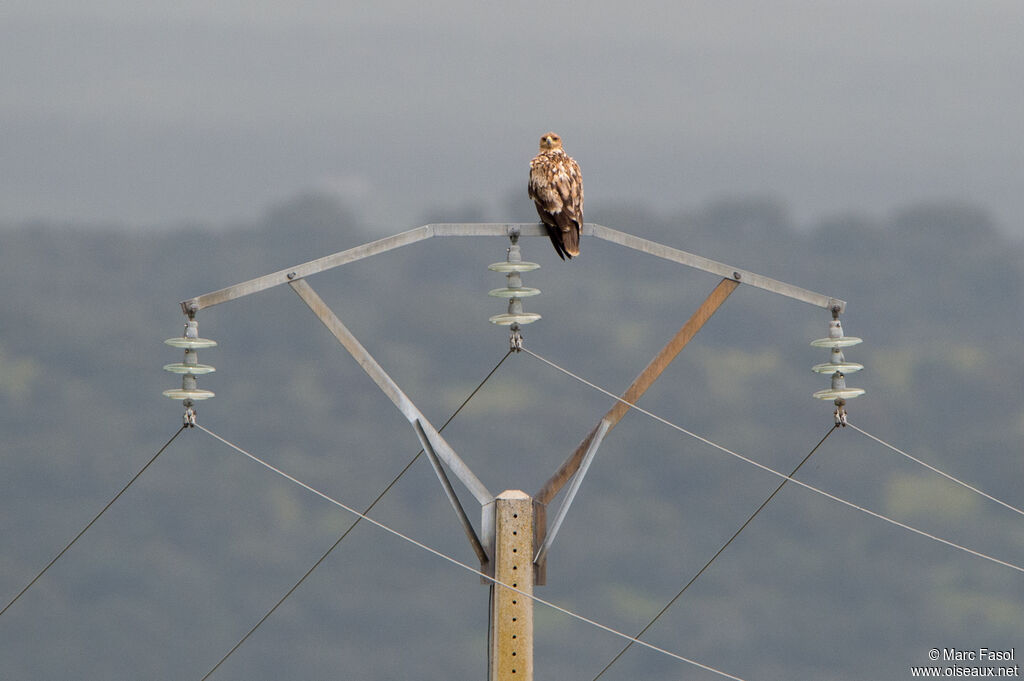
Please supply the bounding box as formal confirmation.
[591,424,838,680]
[194,423,749,681]
[520,347,1024,575]
[847,422,1024,518]
[0,425,188,618]
[200,350,512,680]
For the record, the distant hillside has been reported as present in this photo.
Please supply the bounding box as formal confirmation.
[1,195,1021,680]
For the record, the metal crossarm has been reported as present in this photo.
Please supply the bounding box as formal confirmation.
[181,223,844,314]
[586,224,844,312]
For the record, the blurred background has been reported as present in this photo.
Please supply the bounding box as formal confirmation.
[1,2,1022,680]
[4,1,1024,236]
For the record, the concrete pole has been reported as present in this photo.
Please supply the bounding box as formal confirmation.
[488,490,534,681]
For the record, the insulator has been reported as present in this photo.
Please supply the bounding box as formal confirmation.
[490,297,542,326]
[811,314,864,404]
[490,269,541,298]
[165,336,218,349]
[163,363,216,375]
[812,371,865,400]
[163,373,215,401]
[163,387,216,400]
[490,313,543,325]
[810,319,862,348]
[488,240,540,273]
[164,347,216,375]
[489,240,541,328]
[489,287,541,298]
[164,320,216,403]
[488,261,540,273]
[811,347,863,374]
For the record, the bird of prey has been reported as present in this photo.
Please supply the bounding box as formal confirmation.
[529,132,583,260]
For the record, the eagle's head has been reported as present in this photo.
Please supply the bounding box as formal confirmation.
[539,132,563,151]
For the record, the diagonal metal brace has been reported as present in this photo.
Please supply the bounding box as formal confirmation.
[534,418,611,565]
[287,278,493,506]
[413,420,489,566]
[537,277,740,505]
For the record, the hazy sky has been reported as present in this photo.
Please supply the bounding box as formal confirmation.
[4,1,1023,233]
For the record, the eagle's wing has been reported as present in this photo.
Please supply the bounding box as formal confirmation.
[557,156,583,230]
[530,152,583,259]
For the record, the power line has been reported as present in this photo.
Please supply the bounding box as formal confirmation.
[194,422,749,681]
[847,422,1024,518]
[199,350,512,680]
[591,424,838,680]
[1,425,188,618]
[520,347,1024,575]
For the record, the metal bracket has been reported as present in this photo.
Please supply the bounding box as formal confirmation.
[509,324,524,352]
[183,401,197,427]
[834,398,849,426]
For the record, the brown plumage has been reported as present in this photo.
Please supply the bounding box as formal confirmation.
[529,132,583,260]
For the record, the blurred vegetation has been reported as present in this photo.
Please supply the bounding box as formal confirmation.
[0,195,1021,680]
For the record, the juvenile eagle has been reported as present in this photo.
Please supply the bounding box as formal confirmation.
[529,132,583,260]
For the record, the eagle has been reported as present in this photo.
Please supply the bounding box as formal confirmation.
[529,132,583,260]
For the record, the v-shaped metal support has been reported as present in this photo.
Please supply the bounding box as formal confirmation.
[532,278,740,575]
[288,277,493,566]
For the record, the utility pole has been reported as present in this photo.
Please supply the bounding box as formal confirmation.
[168,222,855,678]
[488,490,535,681]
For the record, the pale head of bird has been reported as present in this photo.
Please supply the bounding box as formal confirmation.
[539,132,563,151]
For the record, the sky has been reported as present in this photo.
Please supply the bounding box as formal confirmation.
[4,1,1023,234]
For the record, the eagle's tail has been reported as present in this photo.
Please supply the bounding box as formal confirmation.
[544,223,571,260]
[562,222,581,258]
